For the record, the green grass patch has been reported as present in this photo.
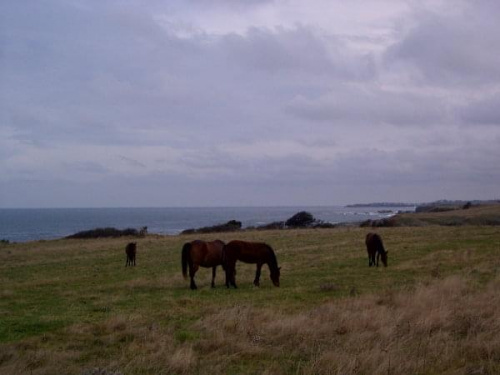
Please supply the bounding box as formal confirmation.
[1,226,500,374]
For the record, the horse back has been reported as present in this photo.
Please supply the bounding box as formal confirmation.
[224,240,272,264]
[365,233,383,254]
[190,240,224,267]
[125,242,136,256]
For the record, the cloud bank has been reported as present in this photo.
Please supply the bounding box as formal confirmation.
[1,0,499,207]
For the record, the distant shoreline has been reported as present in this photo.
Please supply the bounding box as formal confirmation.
[345,203,417,208]
[0,206,396,243]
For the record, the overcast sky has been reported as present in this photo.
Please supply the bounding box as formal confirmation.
[1,0,499,208]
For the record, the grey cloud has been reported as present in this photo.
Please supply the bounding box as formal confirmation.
[221,26,375,80]
[1,0,499,207]
[118,156,147,169]
[1,2,375,149]
[287,87,447,126]
[63,161,109,175]
[459,94,500,126]
[385,2,500,87]
[185,0,273,9]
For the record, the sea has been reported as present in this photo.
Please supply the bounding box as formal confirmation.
[0,206,414,243]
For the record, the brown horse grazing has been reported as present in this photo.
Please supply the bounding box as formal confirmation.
[182,240,225,290]
[125,242,137,266]
[365,233,388,267]
[223,240,281,288]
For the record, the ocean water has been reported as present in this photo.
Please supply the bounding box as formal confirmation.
[0,206,412,243]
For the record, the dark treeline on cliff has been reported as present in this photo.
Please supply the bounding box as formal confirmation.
[181,211,335,235]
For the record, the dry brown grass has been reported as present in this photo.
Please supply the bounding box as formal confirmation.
[2,277,500,374]
[1,314,198,375]
[2,226,500,374]
[196,276,500,374]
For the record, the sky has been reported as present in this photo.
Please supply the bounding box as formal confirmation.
[1,0,499,208]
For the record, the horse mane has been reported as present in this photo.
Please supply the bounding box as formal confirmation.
[380,244,387,254]
[367,233,386,254]
[265,244,279,272]
[377,237,387,254]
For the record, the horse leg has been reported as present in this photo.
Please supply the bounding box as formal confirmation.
[231,269,238,288]
[225,260,237,288]
[369,252,375,267]
[225,263,232,288]
[254,263,262,286]
[376,252,380,267]
[211,266,217,288]
[189,264,199,290]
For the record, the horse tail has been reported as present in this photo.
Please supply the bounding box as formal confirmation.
[182,242,191,279]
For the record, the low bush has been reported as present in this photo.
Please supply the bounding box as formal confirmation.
[285,211,316,228]
[181,220,242,234]
[66,227,140,239]
[256,221,285,230]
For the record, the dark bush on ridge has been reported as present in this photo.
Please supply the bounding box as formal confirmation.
[285,211,316,228]
[312,222,337,229]
[257,221,285,230]
[181,220,242,234]
[463,202,472,209]
[66,227,141,239]
[416,204,458,213]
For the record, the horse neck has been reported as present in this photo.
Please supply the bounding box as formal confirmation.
[378,243,386,254]
[265,246,279,272]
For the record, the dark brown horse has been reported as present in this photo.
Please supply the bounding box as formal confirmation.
[223,240,281,288]
[365,233,388,267]
[182,240,225,290]
[125,242,137,266]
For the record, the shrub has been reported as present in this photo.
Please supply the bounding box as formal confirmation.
[66,227,140,239]
[463,202,472,209]
[181,220,242,234]
[285,211,316,228]
[256,221,285,230]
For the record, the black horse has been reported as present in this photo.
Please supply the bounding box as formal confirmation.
[125,242,137,266]
[223,240,281,288]
[365,233,388,267]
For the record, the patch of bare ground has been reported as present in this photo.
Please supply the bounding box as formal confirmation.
[197,276,500,374]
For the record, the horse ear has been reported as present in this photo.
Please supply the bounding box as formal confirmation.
[278,267,281,270]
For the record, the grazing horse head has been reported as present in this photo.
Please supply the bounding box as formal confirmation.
[380,250,388,267]
[270,266,281,287]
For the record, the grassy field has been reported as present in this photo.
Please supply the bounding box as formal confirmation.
[389,203,500,226]
[1,225,500,374]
